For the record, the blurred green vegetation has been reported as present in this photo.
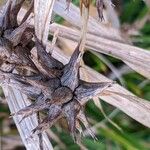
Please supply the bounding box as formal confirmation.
[0,0,150,149]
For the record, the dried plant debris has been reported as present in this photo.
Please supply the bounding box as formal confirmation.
[0,0,114,141]
[96,0,114,21]
[66,0,113,21]
[96,0,104,20]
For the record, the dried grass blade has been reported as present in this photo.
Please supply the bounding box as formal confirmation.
[80,66,150,128]
[18,8,150,79]
[34,0,55,45]
[79,2,89,52]
[49,23,150,79]
[93,97,122,131]
[53,0,124,42]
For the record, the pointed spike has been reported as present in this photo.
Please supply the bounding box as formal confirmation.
[4,21,29,46]
[77,110,97,140]
[63,101,77,139]
[14,82,42,99]
[5,72,60,98]
[20,26,34,47]
[33,104,62,134]
[63,0,89,89]
[35,36,63,69]
[20,0,34,24]
[16,104,36,115]
[75,120,83,138]
[73,118,85,142]
[48,104,62,120]
[15,105,34,117]
[0,71,42,98]
[34,36,63,77]
[75,80,114,104]
[0,0,12,33]
[14,96,48,119]
[24,77,60,98]
[0,38,12,58]
[14,46,38,70]
[32,117,50,135]
[61,45,82,91]
[9,0,25,27]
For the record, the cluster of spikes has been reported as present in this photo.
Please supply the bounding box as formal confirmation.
[0,0,114,141]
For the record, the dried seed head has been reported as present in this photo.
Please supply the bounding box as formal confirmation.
[0,0,115,142]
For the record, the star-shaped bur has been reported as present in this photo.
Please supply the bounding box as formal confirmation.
[7,39,114,140]
[0,0,114,141]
